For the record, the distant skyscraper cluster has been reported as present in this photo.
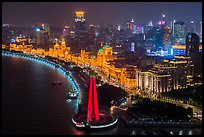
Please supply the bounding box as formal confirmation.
[2,12,202,56]
[2,10,202,98]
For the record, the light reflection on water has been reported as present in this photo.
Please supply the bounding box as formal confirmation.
[2,55,202,135]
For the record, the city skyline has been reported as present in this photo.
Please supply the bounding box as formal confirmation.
[2,2,202,27]
[2,2,202,135]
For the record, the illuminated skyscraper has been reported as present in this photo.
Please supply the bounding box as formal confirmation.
[200,22,202,36]
[161,14,167,26]
[41,23,50,36]
[163,25,172,46]
[186,32,201,77]
[171,20,176,36]
[148,20,153,27]
[154,14,167,50]
[75,11,85,22]
[36,23,50,49]
[186,32,200,56]
[127,18,135,32]
[188,20,196,34]
[173,21,186,45]
[200,22,202,43]
[130,42,135,52]
[74,11,87,48]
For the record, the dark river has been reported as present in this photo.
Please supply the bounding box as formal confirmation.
[2,55,202,135]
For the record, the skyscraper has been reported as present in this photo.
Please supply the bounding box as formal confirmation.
[200,22,202,36]
[161,14,167,26]
[74,11,87,48]
[186,32,200,56]
[163,25,172,46]
[200,22,202,43]
[173,21,186,45]
[186,32,201,77]
[36,24,50,49]
[155,22,165,50]
[171,20,176,37]
[188,20,196,34]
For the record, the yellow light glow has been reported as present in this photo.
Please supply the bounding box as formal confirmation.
[75,11,85,17]
[199,44,202,50]
[172,45,186,50]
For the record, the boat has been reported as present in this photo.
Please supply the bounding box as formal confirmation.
[66,92,78,99]
[52,80,63,85]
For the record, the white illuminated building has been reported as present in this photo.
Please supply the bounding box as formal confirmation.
[148,20,153,26]
[75,11,85,22]
[131,42,135,52]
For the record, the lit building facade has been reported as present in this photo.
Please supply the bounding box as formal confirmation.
[186,32,200,56]
[46,38,70,60]
[173,21,186,45]
[75,11,87,47]
[73,44,138,93]
[138,66,171,96]
[137,56,194,96]
[200,22,202,43]
[188,20,196,34]
[9,43,33,54]
[172,44,186,56]
[36,24,50,49]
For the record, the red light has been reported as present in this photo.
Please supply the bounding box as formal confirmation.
[130,24,133,30]
[87,78,93,121]
[93,78,99,120]
[159,20,165,25]
[87,78,99,122]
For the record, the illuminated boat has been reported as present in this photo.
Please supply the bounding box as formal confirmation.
[66,92,78,99]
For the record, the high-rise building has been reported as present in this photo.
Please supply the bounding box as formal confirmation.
[200,22,202,43]
[74,11,87,48]
[130,42,135,52]
[154,15,168,50]
[188,20,196,34]
[88,24,96,45]
[155,25,164,50]
[163,25,172,46]
[173,21,186,45]
[41,23,50,36]
[186,33,201,77]
[161,14,167,26]
[200,22,202,36]
[36,24,50,49]
[186,32,200,56]
[171,20,176,36]
[148,20,153,27]
[126,18,134,30]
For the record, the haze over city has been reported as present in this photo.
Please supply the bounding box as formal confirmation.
[2,2,202,26]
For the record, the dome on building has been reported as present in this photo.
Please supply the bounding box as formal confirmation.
[98,47,103,52]
[103,45,111,49]
[98,45,111,52]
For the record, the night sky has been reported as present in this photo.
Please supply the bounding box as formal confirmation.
[2,2,202,27]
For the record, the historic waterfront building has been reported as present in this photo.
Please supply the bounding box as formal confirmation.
[137,56,194,96]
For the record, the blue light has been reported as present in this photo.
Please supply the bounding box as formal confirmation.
[95,32,99,37]
[2,51,79,93]
[11,38,16,43]
[36,28,40,32]
[171,48,173,55]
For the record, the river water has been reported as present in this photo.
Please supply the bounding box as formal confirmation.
[2,55,202,135]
